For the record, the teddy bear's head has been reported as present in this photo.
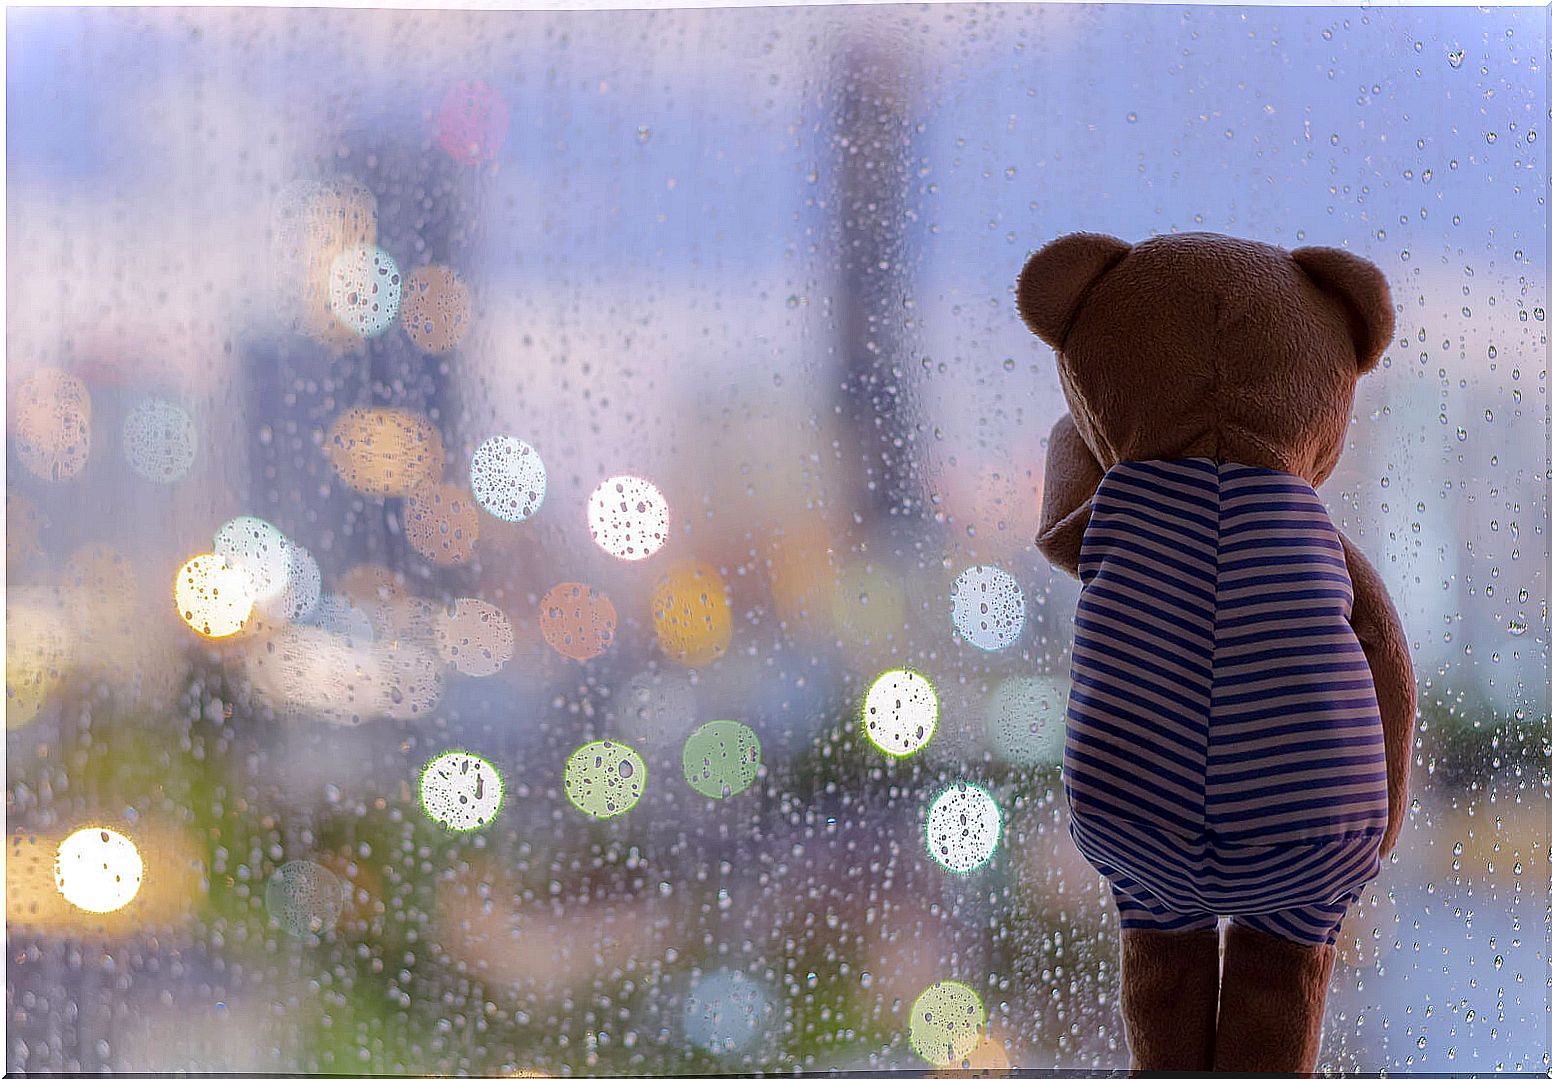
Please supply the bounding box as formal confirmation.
[1016,231,1394,487]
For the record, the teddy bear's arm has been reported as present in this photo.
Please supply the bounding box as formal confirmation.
[1036,412,1106,579]
[1337,530,1417,861]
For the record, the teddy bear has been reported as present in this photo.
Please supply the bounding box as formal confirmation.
[1014,231,1416,1073]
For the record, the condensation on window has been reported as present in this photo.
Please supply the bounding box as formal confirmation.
[6,3,1546,1074]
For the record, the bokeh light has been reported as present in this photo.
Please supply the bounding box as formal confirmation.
[121,398,197,483]
[587,474,670,561]
[931,1036,1012,1077]
[563,740,646,819]
[54,827,144,914]
[259,543,322,624]
[470,435,546,522]
[434,598,514,677]
[862,668,938,758]
[63,542,138,626]
[766,519,837,639]
[328,244,402,337]
[949,565,1025,652]
[435,79,510,165]
[309,593,376,643]
[11,826,198,932]
[608,668,697,746]
[420,750,505,832]
[6,587,72,729]
[983,675,1066,768]
[12,367,91,482]
[924,783,1002,874]
[377,640,445,721]
[651,561,732,666]
[265,860,346,939]
[246,623,385,725]
[173,553,256,639]
[908,980,986,1068]
[830,560,906,647]
[681,720,761,799]
[404,481,480,565]
[538,582,617,662]
[681,969,775,1055]
[325,407,446,498]
[214,516,292,603]
[401,264,472,352]
[283,176,380,349]
[6,491,46,570]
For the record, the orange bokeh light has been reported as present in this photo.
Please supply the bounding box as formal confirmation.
[404,481,480,565]
[538,582,618,662]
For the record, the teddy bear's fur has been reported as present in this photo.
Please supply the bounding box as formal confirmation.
[1016,231,1416,1073]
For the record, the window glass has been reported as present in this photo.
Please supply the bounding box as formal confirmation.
[6,3,1545,1073]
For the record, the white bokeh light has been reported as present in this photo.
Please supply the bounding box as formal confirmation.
[54,827,144,914]
[949,565,1025,651]
[122,398,197,484]
[470,436,547,523]
[328,244,402,337]
[925,782,1002,874]
[984,675,1066,767]
[681,969,774,1055]
[862,668,938,758]
[419,750,504,832]
[586,474,670,560]
[214,516,292,604]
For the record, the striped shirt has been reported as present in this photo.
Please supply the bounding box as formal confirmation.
[1062,458,1389,912]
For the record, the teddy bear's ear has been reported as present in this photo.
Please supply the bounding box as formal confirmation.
[1290,246,1395,373]
[1016,232,1132,351]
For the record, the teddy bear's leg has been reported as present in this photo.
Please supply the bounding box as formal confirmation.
[1111,882,1221,1072]
[1213,901,1350,1074]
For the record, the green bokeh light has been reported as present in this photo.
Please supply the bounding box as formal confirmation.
[908,979,986,1067]
[861,667,938,758]
[564,739,647,819]
[681,719,761,799]
[924,782,1002,874]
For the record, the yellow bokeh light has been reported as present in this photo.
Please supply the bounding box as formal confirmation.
[831,560,906,647]
[11,824,198,932]
[173,553,256,639]
[54,827,144,914]
[6,587,72,729]
[650,561,732,666]
[404,481,480,565]
[325,407,446,498]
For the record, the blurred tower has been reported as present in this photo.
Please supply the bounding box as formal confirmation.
[829,31,924,526]
[242,120,483,587]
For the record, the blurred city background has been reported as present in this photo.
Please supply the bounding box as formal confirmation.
[5,3,1546,1074]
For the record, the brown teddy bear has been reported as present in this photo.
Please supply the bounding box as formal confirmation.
[1015,231,1416,1073]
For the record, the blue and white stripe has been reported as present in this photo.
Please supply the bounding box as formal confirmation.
[1061,458,1388,947]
